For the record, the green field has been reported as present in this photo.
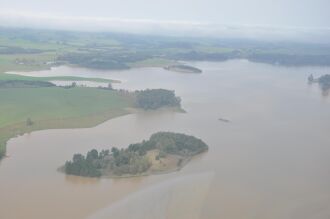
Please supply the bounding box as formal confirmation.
[0,73,117,83]
[0,87,134,157]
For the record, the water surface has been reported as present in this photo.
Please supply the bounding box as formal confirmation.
[1,60,330,219]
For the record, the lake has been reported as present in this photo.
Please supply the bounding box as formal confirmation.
[1,60,330,219]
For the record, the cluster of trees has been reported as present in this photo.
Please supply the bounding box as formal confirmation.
[135,89,181,110]
[149,132,209,156]
[0,80,56,88]
[169,51,236,62]
[64,132,208,177]
[164,64,202,73]
[110,147,151,176]
[248,53,330,66]
[57,51,150,70]
[169,51,330,67]
[318,74,330,91]
[64,149,110,177]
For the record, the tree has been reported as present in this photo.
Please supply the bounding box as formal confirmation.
[107,83,113,90]
[26,118,33,126]
[86,149,99,161]
[111,147,120,157]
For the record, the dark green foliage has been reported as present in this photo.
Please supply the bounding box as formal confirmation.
[164,64,202,73]
[135,89,181,110]
[110,149,151,176]
[64,132,208,177]
[0,80,56,88]
[169,51,234,61]
[64,150,103,177]
[248,53,330,66]
[149,132,209,156]
[57,52,132,70]
[128,140,156,155]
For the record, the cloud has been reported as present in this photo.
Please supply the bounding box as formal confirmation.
[1,10,330,43]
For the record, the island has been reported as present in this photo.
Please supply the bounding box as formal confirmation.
[318,75,330,91]
[164,64,202,74]
[62,132,208,178]
[308,74,330,91]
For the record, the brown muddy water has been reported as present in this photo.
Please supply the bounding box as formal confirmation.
[1,60,330,219]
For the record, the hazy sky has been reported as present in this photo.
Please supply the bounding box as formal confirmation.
[2,0,330,27]
[1,0,330,41]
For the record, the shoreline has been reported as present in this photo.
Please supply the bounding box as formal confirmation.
[0,106,185,159]
[0,108,133,158]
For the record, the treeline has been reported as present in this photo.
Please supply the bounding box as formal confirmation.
[135,89,181,110]
[164,64,202,73]
[0,80,56,88]
[149,132,209,156]
[248,53,330,66]
[64,149,110,177]
[64,132,208,177]
[169,51,330,66]
[57,51,150,70]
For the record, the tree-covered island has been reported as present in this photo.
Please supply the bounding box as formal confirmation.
[164,64,202,73]
[318,75,330,91]
[62,132,208,178]
[308,74,330,91]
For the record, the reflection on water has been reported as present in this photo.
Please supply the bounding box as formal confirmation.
[88,173,214,219]
[65,175,101,185]
[1,60,330,219]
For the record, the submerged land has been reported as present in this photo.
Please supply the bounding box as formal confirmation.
[63,132,209,178]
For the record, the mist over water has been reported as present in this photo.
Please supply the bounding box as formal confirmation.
[1,60,330,218]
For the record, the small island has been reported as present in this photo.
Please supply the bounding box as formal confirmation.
[318,75,330,91]
[164,64,202,74]
[62,132,208,178]
[308,74,330,91]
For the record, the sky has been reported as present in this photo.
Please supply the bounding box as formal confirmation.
[1,0,330,41]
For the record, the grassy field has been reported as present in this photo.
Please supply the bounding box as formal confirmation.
[0,53,57,73]
[0,87,134,157]
[0,73,118,83]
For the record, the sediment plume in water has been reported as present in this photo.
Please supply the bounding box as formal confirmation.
[88,172,214,219]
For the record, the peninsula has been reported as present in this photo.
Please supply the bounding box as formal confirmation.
[0,87,182,159]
